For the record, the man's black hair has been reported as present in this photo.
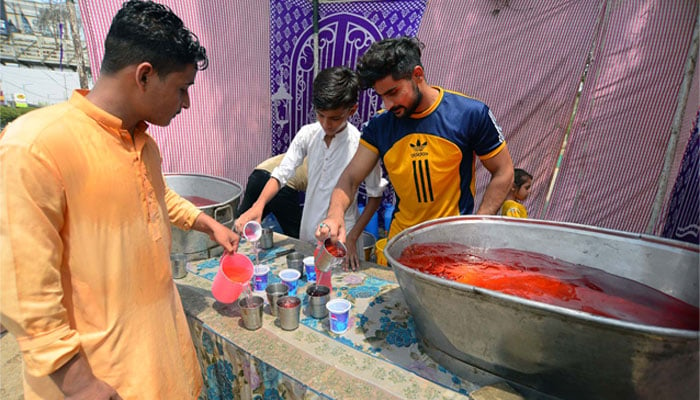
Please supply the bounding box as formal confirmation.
[101,0,208,77]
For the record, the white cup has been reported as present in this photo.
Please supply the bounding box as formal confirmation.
[243,220,262,242]
[303,256,316,283]
[253,264,270,291]
[279,268,301,296]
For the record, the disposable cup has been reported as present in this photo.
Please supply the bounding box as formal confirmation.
[375,238,388,266]
[279,268,301,296]
[243,220,262,242]
[277,295,301,331]
[265,283,289,316]
[303,256,316,283]
[326,298,352,334]
[238,295,264,330]
[253,264,270,291]
[211,253,254,303]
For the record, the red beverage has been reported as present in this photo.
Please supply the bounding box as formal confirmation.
[184,195,217,207]
[398,242,699,330]
[313,244,332,289]
[324,240,347,257]
[315,268,332,289]
[278,298,300,308]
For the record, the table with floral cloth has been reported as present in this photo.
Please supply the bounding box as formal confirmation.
[176,233,517,400]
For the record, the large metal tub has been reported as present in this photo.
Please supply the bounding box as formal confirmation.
[165,174,242,260]
[385,216,699,400]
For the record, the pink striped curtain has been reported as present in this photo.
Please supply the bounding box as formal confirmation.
[419,0,697,234]
[78,0,272,188]
[546,2,697,233]
[419,0,603,222]
[78,0,697,235]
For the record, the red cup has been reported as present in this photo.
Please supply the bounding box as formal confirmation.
[212,253,254,303]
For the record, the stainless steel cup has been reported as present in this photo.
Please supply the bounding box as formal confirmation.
[314,238,347,272]
[170,253,188,279]
[276,295,301,331]
[260,228,274,249]
[265,282,289,316]
[286,251,305,276]
[306,284,330,319]
[238,296,264,330]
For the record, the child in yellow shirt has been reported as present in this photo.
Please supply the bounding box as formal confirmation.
[500,168,533,218]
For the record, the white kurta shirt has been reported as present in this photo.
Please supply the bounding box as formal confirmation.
[272,121,384,243]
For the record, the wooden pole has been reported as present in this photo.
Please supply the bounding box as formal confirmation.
[66,0,88,89]
[645,12,699,234]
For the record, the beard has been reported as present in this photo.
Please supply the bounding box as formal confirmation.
[391,81,423,119]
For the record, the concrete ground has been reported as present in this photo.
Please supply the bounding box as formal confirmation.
[1,331,23,399]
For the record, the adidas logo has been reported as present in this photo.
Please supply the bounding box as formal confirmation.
[410,139,428,157]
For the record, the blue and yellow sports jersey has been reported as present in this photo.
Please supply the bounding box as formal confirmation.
[360,86,506,238]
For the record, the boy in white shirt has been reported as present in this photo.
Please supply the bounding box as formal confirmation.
[236,66,384,271]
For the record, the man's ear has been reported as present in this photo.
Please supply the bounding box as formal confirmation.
[135,62,154,90]
[412,65,425,82]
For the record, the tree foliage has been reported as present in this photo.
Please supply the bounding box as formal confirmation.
[35,3,69,39]
[1,105,39,129]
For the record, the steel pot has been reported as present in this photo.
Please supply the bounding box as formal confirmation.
[165,173,242,260]
[385,216,699,400]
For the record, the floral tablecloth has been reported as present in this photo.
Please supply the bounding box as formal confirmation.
[188,239,477,397]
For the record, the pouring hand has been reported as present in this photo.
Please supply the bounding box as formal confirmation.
[315,218,346,244]
[210,224,240,254]
[193,212,239,253]
[234,208,262,235]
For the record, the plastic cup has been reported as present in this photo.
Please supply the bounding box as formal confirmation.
[265,283,289,316]
[211,253,254,303]
[243,220,262,242]
[277,295,301,331]
[253,264,270,292]
[278,268,301,296]
[326,298,352,334]
[375,238,388,266]
[303,256,316,283]
[238,296,264,330]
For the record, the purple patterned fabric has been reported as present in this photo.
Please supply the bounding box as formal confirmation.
[663,110,699,244]
[269,0,426,154]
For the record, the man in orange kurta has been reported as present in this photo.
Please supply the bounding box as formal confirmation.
[0,1,239,398]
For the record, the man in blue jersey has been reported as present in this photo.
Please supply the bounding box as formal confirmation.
[317,36,514,243]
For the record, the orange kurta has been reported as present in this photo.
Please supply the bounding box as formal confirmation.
[0,90,203,399]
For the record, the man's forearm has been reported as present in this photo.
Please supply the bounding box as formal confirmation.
[326,181,355,221]
[251,178,282,212]
[477,178,511,215]
[192,212,216,234]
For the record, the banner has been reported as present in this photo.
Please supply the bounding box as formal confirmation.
[269,0,426,154]
[663,111,699,244]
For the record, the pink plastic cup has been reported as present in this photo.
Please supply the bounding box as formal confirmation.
[212,253,254,303]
